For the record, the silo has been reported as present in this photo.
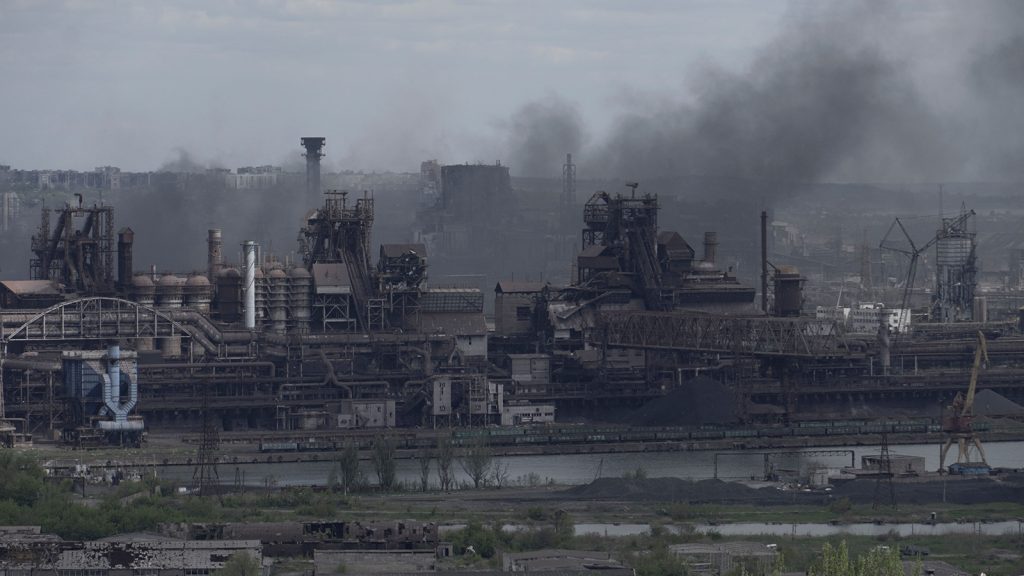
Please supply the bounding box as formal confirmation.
[184,274,212,314]
[268,268,289,334]
[156,275,184,357]
[289,266,312,333]
[156,274,184,309]
[132,274,156,307]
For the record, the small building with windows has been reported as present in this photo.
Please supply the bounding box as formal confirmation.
[494,281,545,336]
[501,401,556,426]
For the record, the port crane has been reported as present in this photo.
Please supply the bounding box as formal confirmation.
[938,330,989,473]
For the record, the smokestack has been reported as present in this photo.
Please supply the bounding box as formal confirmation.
[207,229,223,281]
[703,231,717,265]
[243,241,257,330]
[561,153,576,207]
[117,227,134,290]
[761,211,768,314]
[300,137,326,203]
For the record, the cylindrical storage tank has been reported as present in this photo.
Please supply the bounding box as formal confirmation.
[289,266,312,333]
[217,267,242,323]
[132,274,156,307]
[937,237,972,266]
[156,275,184,358]
[773,265,804,317]
[156,274,184,309]
[268,268,289,334]
[184,274,212,314]
[973,296,988,324]
[160,331,182,358]
[131,274,156,351]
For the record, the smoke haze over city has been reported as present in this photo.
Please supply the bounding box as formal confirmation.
[0,1,1020,187]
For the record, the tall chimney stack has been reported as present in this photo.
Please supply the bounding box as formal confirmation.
[300,137,326,204]
[117,227,134,290]
[207,229,223,281]
[243,241,258,330]
[761,211,769,313]
[703,231,717,265]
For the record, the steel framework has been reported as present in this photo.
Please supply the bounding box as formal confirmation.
[1,297,194,344]
[598,311,852,358]
[30,203,116,294]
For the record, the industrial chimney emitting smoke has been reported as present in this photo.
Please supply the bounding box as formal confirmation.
[243,241,258,330]
[301,137,326,201]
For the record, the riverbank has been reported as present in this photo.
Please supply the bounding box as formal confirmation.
[26,427,1024,473]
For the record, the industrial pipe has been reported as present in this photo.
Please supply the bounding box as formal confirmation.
[243,241,257,330]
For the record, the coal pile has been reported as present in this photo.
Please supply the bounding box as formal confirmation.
[625,376,738,426]
[973,389,1024,417]
[829,473,1024,506]
[564,474,1024,507]
[565,477,790,505]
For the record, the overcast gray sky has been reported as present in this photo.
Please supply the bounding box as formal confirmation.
[0,1,1021,180]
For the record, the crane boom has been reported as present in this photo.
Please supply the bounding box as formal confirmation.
[962,330,988,417]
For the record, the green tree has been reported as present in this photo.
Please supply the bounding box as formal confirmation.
[808,541,910,576]
[418,449,432,492]
[629,545,690,576]
[459,436,493,489]
[214,551,261,575]
[436,433,455,491]
[449,520,499,558]
[371,434,397,490]
[0,451,44,506]
[553,509,574,546]
[338,439,362,494]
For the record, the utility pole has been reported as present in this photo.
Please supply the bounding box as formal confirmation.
[873,433,897,509]
[192,383,222,502]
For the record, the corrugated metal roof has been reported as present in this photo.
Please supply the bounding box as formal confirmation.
[495,280,545,293]
[418,312,487,335]
[0,280,61,295]
[419,288,484,312]
[381,243,427,258]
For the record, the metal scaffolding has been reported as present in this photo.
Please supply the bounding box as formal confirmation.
[30,202,116,294]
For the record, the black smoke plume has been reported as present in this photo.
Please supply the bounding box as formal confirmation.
[505,95,585,178]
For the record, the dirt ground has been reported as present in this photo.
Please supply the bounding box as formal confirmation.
[349,473,1024,526]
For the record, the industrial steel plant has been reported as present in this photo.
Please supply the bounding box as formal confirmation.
[0,138,1019,478]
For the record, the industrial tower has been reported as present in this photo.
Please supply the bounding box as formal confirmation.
[301,137,326,203]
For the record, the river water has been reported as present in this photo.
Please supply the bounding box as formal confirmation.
[572,520,1024,538]
[155,440,1024,488]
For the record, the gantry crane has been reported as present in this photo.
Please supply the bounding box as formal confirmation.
[938,330,989,473]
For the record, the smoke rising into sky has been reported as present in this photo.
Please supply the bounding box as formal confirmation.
[0,0,1022,187]
[502,2,1024,189]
